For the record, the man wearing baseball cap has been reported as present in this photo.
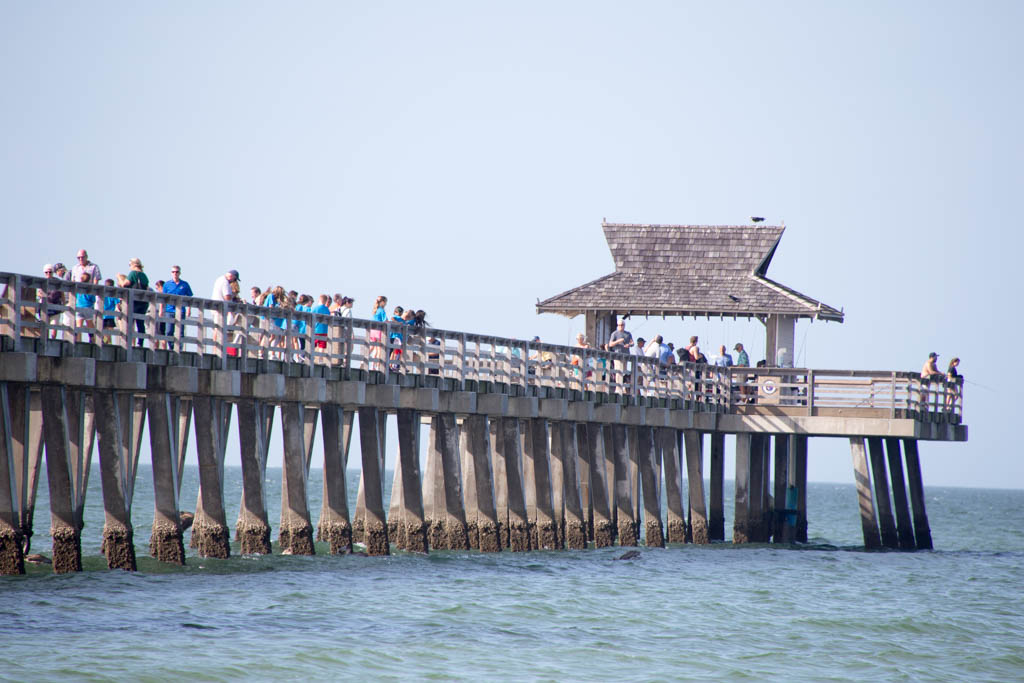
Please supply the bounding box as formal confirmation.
[921,351,943,381]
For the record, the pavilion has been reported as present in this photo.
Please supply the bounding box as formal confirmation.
[536,221,844,365]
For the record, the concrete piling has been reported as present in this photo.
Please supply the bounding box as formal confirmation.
[708,432,725,542]
[662,428,686,544]
[191,395,231,559]
[6,385,43,557]
[462,414,501,552]
[236,399,272,554]
[583,423,614,548]
[279,402,315,555]
[146,393,186,564]
[393,408,428,552]
[523,418,558,549]
[793,435,808,543]
[575,423,592,542]
[772,435,789,543]
[492,417,530,551]
[611,424,637,546]
[601,424,617,544]
[884,437,917,550]
[733,433,752,544]
[683,430,709,544]
[0,383,26,574]
[903,439,933,550]
[553,422,587,549]
[488,418,510,548]
[424,413,469,550]
[636,426,664,548]
[867,437,899,549]
[356,407,390,555]
[317,406,353,554]
[94,390,138,570]
[849,437,882,549]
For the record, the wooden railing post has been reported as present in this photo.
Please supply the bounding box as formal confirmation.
[807,370,815,416]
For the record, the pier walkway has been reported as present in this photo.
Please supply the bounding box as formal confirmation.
[0,272,966,574]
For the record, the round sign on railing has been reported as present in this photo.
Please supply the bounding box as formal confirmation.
[762,379,778,395]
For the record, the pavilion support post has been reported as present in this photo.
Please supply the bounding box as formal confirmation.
[280,402,315,555]
[393,408,428,553]
[554,422,586,549]
[612,424,637,546]
[423,413,468,550]
[636,426,664,548]
[0,384,27,574]
[584,423,614,548]
[709,432,725,542]
[462,414,500,552]
[772,435,789,543]
[575,423,593,542]
[867,437,899,549]
[318,406,353,554]
[661,428,686,544]
[733,433,752,544]
[492,417,530,551]
[146,392,186,565]
[191,395,231,559]
[794,435,808,543]
[356,407,389,555]
[94,390,139,570]
[683,429,709,544]
[850,437,882,550]
[522,418,557,549]
[236,399,272,555]
[903,439,933,550]
[884,438,917,550]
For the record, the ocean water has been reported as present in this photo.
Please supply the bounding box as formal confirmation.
[3,466,1023,682]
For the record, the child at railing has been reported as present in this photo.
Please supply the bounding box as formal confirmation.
[102,279,118,344]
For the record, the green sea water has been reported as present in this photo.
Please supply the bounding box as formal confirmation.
[3,466,1023,682]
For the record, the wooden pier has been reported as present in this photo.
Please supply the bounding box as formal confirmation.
[0,271,965,574]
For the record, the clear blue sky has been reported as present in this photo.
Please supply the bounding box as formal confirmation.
[2,2,1020,488]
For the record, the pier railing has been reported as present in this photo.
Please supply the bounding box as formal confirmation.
[0,272,961,422]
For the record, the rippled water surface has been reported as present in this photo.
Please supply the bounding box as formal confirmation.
[3,468,1023,682]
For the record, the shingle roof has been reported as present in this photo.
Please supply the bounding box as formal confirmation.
[536,222,844,322]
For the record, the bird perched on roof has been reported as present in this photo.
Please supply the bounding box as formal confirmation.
[750,216,765,223]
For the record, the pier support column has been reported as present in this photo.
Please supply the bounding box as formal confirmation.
[489,419,510,548]
[547,423,565,549]
[0,384,26,574]
[683,430,709,544]
[317,406,353,554]
[850,438,882,549]
[583,424,614,548]
[236,400,272,554]
[733,433,752,544]
[462,414,500,552]
[280,403,315,555]
[43,388,94,572]
[552,422,586,549]
[709,432,725,542]
[903,439,933,550]
[389,408,427,552]
[602,425,617,544]
[575,423,592,542]
[5,386,43,558]
[495,418,530,551]
[354,412,386,545]
[771,436,787,542]
[356,407,390,555]
[146,393,186,564]
[867,437,899,549]
[661,429,686,544]
[191,396,231,559]
[611,424,637,546]
[884,438,916,550]
[424,413,469,550]
[636,426,664,548]
[94,390,139,570]
[794,436,808,543]
[522,418,557,549]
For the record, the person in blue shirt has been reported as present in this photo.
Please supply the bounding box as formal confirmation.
[74,272,96,342]
[161,265,193,350]
[101,278,119,343]
[312,294,331,356]
[369,295,388,371]
[292,294,312,358]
